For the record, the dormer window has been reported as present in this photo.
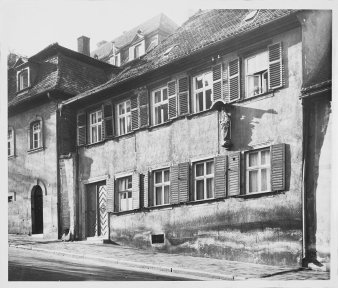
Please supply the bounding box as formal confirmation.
[17,68,30,91]
[134,43,142,59]
[129,40,145,61]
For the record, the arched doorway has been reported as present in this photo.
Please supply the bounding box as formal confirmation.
[31,185,43,234]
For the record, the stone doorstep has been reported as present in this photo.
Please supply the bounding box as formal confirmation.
[11,245,240,281]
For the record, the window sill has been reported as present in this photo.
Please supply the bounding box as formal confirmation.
[230,90,276,105]
[186,109,214,119]
[8,155,16,159]
[27,147,44,154]
[231,190,285,199]
[16,86,31,94]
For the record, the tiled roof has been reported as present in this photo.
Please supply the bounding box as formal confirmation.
[65,9,298,105]
[8,43,115,109]
[90,13,179,59]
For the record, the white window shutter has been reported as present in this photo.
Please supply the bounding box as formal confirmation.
[268,42,283,90]
[228,58,240,101]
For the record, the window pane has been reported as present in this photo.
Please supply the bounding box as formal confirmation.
[249,170,258,193]
[121,197,127,211]
[156,106,161,124]
[127,176,132,189]
[163,88,168,100]
[164,186,169,204]
[154,91,161,103]
[8,130,12,139]
[155,171,162,184]
[118,179,125,191]
[204,72,212,87]
[91,113,96,124]
[261,169,268,191]
[206,178,214,198]
[98,125,102,141]
[197,92,203,112]
[98,111,102,122]
[156,187,162,205]
[196,180,204,200]
[255,51,268,72]
[261,150,270,165]
[163,105,168,122]
[8,142,11,156]
[205,89,212,109]
[195,76,203,89]
[164,170,170,182]
[126,101,131,112]
[120,118,125,135]
[128,198,133,210]
[92,127,97,142]
[196,163,204,177]
[206,161,213,175]
[126,115,131,132]
[128,191,132,198]
[248,152,258,167]
[119,103,124,115]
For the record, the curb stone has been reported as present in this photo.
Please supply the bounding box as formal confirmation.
[10,244,240,281]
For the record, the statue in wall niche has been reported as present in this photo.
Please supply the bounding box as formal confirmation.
[220,109,232,149]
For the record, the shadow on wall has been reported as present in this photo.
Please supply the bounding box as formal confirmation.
[79,154,93,181]
[231,105,278,149]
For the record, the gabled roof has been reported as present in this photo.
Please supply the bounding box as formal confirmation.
[65,9,298,105]
[90,13,179,60]
[8,43,117,109]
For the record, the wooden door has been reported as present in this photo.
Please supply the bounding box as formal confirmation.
[98,184,108,237]
[86,184,97,237]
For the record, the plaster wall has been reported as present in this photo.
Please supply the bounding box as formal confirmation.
[8,101,58,239]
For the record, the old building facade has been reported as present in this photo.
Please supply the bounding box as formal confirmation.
[8,43,117,238]
[9,9,332,269]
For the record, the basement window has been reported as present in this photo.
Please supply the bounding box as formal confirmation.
[244,10,258,22]
[151,234,164,244]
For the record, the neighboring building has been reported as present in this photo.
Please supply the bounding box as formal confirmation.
[91,13,178,66]
[8,41,118,238]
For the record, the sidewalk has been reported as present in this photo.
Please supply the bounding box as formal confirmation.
[8,234,329,281]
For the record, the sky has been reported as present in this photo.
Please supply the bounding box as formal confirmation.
[1,0,200,57]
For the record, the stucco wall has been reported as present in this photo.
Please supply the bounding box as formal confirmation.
[77,27,303,266]
[8,101,58,239]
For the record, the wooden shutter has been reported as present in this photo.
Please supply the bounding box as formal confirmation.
[106,177,115,213]
[271,143,286,191]
[77,112,86,146]
[213,64,223,101]
[214,155,227,198]
[178,77,189,115]
[131,95,139,130]
[170,165,179,204]
[138,87,149,128]
[223,63,230,102]
[228,152,241,196]
[148,171,154,207]
[178,162,189,202]
[268,42,283,90]
[114,178,119,212]
[142,172,149,207]
[103,103,114,139]
[228,58,240,101]
[132,172,140,209]
[168,80,177,119]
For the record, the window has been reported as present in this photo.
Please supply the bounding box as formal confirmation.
[117,100,131,135]
[194,160,214,200]
[30,121,42,150]
[153,169,170,206]
[246,148,271,193]
[193,71,213,112]
[110,52,120,67]
[89,110,102,144]
[17,68,30,91]
[117,176,132,211]
[245,50,268,98]
[8,128,14,156]
[152,87,168,125]
[134,43,142,59]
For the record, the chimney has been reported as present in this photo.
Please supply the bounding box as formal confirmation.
[77,36,90,56]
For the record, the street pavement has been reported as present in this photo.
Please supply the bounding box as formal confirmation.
[8,234,330,281]
[8,247,192,281]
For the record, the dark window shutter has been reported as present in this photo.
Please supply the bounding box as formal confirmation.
[178,162,189,202]
[103,103,114,139]
[214,155,227,198]
[178,77,189,115]
[106,177,115,213]
[228,58,240,101]
[132,172,140,209]
[141,172,149,207]
[268,42,283,90]
[168,80,177,119]
[77,113,86,146]
[223,62,229,102]
[271,143,286,191]
[228,152,241,196]
[138,87,149,128]
[170,165,179,204]
[148,171,154,207]
[114,178,119,212]
[131,95,139,130]
[213,64,223,101]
